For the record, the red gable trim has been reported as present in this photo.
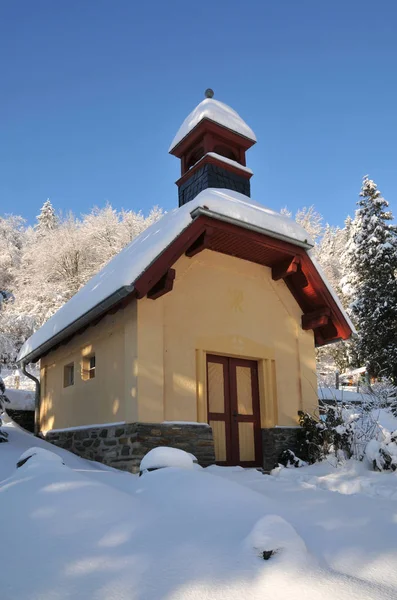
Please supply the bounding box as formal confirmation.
[169,118,255,158]
[133,215,352,346]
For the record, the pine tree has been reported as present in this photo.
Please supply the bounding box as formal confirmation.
[35,199,58,235]
[342,176,397,382]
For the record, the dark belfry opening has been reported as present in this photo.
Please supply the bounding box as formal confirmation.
[169,91,256,207]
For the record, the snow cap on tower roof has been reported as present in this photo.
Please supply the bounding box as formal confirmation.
[169,93,257,152]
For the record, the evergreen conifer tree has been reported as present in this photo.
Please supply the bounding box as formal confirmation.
[35,199,58,234]
[342,177,397,382]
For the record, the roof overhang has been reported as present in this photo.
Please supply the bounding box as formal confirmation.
[169,118,256,157]
[19,284,136,365]
[21,211,353,364]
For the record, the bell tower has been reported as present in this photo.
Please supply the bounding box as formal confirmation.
[169,90,256,207]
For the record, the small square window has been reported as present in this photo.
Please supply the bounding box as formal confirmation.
[63,363,74,387]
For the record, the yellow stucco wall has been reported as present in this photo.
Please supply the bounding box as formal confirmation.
[136,250,318,427]
[40,302,137,431]
[39,249,318,432]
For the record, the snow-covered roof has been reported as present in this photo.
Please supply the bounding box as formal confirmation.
[18,189,316,363]
[18,188,353,363]
[308,251,356,335]
[318,387,373,403]
[5,388,35,411]
[169,98,256,152]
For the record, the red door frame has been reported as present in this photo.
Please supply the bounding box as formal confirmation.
[206,354,262,467]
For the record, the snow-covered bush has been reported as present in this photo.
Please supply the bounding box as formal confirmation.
[296,407,354,465]
[365,438,397,472]
[140,447,197,475]
[292,383,397,472]
[278,449,307,468]
[0,375,10,443]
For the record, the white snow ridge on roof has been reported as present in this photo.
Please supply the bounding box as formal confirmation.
[17,189,313,363]
[169,98,257,152]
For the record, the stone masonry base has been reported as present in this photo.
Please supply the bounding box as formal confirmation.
[44,422,216,473]
[44,421,300,474]
[261,427,300,472]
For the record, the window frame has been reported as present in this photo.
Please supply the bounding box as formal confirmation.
[88,354,96,379]
[63,363,75,388]
[82,353,96,381]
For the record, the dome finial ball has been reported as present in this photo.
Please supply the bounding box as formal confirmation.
[205,88,214,99]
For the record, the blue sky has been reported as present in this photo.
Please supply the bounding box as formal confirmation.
[2,0,397,227]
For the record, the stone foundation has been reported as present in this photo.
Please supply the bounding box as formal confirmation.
[44,422,215,473]
[261,427,300,472]
[6,409,35,433]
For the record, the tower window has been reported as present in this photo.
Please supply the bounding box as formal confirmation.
[213,145,238,162]
[63,363,74,387]
[186,147,204,170]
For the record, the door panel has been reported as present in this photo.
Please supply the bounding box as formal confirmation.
[207,354,262,467]
[238,422,256,462]
[207,355,231,465]
[207,361,226,413]
[235,365,253,415]
[210,420,227,462]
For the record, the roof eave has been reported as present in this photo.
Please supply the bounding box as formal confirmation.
[169,117,256,155]
[18,284,135,365]
[190,206,314,250]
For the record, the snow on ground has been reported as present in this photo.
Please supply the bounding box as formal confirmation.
[1,416,397,599]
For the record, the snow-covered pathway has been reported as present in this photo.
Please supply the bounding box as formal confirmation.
[1,420,397,599]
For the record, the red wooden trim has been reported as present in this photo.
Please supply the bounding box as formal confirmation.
[207,354,233,465]
[134,219,206,298]
[302,307,331,330]
[170,118,256,158]
[300,254,351,340]
[185,227,214,258]
[147,268,176,300]
[130,215,352,345]
[38,211,353,360]
[199,215,304,256]
[229,358,238,465]
[229,357,262,467]
[272,256,300,281]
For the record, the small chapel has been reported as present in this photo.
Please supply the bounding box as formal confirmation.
[18,91,354,471]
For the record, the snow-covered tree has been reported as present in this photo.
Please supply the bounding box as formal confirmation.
[0,215,25,292]
[341,177,397,382]
[295,206,324,242]
[0,200,165,365]
[316,224,345,291]
[35,199,58,235]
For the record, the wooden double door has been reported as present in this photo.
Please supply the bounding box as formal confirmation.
[207,354,262,467]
